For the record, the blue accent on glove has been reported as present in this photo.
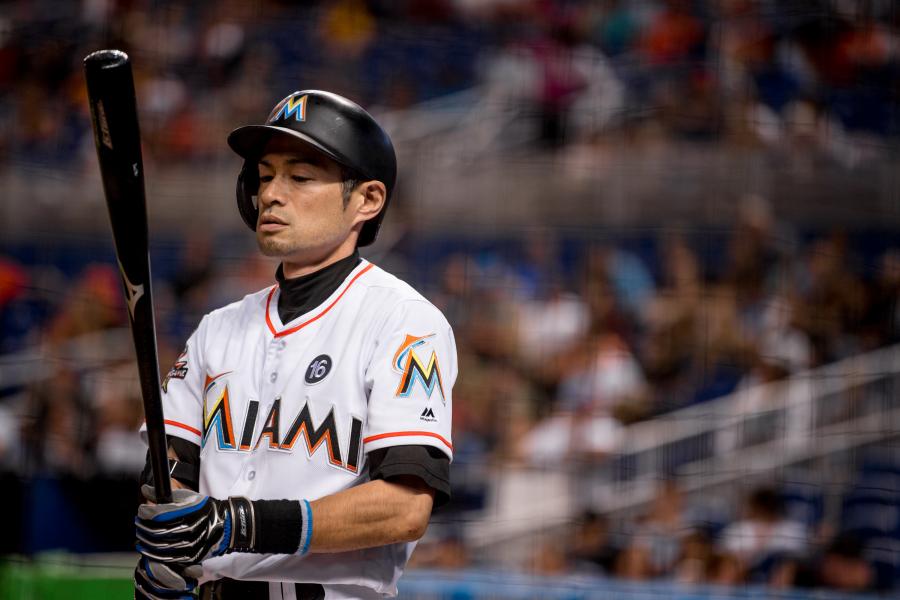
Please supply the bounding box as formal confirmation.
[135,557,196,599]
[215,507,232,557]
[150,496,210,522]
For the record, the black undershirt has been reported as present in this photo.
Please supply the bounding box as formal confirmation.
[275,251,361,324]
[144,254,451,507]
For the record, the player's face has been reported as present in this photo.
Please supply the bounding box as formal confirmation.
[256,136,358,269]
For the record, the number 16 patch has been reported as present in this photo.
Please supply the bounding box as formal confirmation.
[392,334,445,402]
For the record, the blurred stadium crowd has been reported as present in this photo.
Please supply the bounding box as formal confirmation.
[1,0,899,597]
[415,478,900,593]
[2,0,898,168]
[2,196,898,592]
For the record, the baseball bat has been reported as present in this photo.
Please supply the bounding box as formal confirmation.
[84,50,171,503]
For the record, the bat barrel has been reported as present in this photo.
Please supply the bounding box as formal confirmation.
[84,49,172,504]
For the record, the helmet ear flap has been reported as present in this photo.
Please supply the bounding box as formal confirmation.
[236,162,259,231]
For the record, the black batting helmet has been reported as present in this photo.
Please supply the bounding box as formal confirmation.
[227,90,397,247]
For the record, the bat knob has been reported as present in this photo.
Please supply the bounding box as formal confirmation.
[84,49,130,71]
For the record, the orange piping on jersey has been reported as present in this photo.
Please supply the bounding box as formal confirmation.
[265,263,375,338]
[164,419,202,437]
[363,431,453,452]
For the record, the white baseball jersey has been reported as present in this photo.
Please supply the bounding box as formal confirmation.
[142,259,456,598]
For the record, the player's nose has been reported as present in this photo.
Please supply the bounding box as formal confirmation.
[258,177,288,207]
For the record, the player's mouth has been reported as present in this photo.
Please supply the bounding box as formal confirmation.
[259,214,288,232]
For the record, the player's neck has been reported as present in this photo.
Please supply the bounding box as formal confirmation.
[280,240,359,279]
[276,250,361,323]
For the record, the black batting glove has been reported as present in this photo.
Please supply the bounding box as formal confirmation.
[135,485,255,564]
[136,485,311,563]
[134,556,197,600]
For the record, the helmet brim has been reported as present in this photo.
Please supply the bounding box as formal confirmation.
[227,125,353,174]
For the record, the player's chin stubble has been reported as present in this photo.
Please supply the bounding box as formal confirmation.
[257,229,327,259]
[257,232,296,257]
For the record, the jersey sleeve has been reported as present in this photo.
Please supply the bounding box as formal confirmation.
[368,445,451,507]
[140,318,207,447]
[364,299,456,461]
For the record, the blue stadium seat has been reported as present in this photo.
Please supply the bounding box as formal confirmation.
[781,482,825,530]
[841,492,900,541]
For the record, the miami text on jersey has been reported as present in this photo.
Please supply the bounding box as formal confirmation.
[202,373,363,474]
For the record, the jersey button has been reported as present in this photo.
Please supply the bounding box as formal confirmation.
[270,372,278,382]
[247,470,256,480]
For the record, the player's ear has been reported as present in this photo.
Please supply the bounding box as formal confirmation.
[353,180,386,225]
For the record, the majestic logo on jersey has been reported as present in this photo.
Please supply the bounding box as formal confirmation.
[393,334,445,402]
[162,345,189,393]
[420,407,437,422]
[272,94,308,122]
[305,354,332,384]
[203,371,236,450]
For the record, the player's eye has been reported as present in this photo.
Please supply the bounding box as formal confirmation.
[258,175,274,183]
[292,175,311,183]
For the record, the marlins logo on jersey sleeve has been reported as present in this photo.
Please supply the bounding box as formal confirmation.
[364,299,456,461]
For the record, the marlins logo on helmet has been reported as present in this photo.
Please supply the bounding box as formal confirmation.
[271,94,308,122]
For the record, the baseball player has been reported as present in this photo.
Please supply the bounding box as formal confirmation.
[133,91,456,600]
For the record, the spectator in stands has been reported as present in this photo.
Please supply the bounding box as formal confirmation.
[432,253,475,338]
[641,233,701,410]
[640,0,705,67]
[741,295,812,389]
[21,366,91,476]
[0,256,32,353]
[318,0,377,90]
[587,0,639,58]
[675,528,753,585]
[45,264,123,344]
[568,511,620,576]
[727,194,783,307]
[166,233,217,340]
[718,486,810,583]
[532,535,571,576]
[794,234,868,364]
[860,248,900,349]
[789,532,882,592]
[689,283,751,404]
[531,18,589,147]
[580,246,643,342]
[88,362,147,475]
[518,330,645,465]
[407,530,470,570]
[617,479,693,580]
[515,279,590,372]
[706,550,744,586]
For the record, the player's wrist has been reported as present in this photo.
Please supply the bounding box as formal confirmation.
[224,497,312,556]
[225,496,254,552]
